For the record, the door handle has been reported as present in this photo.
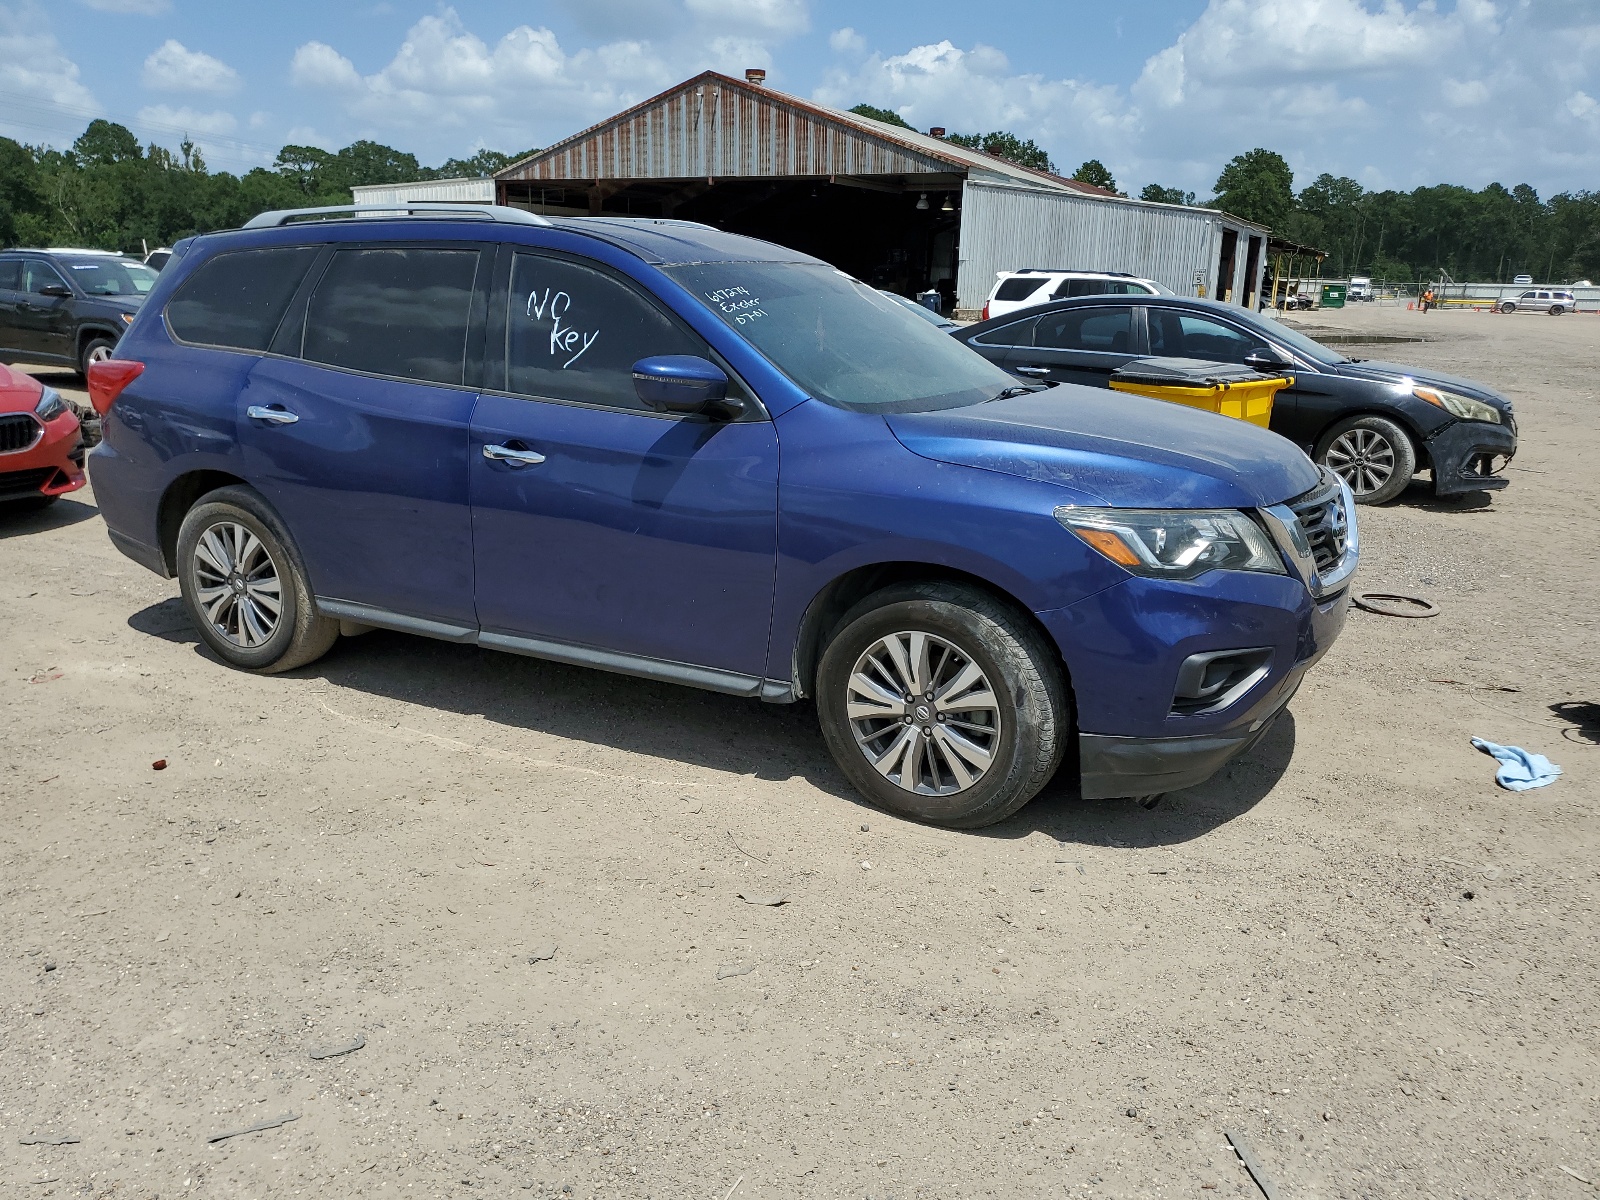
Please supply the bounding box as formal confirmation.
[246,405,299,425]
[482,443,546,467]
[1013,366,1051,377]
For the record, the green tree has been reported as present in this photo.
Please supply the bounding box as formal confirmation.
[1071,159,1117,192]
[0,137,45,245]
[1139,183,1194,205]
[434,148,535,178]
[848,103,913,130]
[947,130,1055,173]
[1211,148,1295,228]
[72,120,142,167]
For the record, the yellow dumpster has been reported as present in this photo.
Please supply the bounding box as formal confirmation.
[1107,357,1291,429]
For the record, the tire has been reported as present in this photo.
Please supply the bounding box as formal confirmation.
[1550,305,1564,316]
[815,582,1067,829]
[78,336,116,378]
[1315,415,1418,505]
[1498,302,1516,314]
[175,485,338,673]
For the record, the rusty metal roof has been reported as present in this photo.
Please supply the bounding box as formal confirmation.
[496,71,1107,194]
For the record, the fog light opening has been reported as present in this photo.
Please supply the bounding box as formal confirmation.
[1171,648,1274,715]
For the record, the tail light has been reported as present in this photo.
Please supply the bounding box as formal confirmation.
[981,302,990,321]
[87,359,144,415]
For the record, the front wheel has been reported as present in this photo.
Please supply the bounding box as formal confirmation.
[1315,415,1418,505]
[78,336,116,378]
[816,583,1068,829]
[1498,302,1516,314]
[176,486,338,673]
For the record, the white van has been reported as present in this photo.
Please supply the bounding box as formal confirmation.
[1348,276,1372,301]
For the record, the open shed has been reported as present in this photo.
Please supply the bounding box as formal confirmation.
[496,70,1268,315]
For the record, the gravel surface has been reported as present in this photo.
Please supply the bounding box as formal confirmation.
[2,305,1596,1199]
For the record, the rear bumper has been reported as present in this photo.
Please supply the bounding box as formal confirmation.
[0,411,85,501]
[1426,419,1515,496]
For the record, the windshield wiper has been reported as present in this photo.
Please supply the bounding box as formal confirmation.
[990,383,1053,402]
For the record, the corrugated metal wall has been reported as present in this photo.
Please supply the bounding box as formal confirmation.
[503,84,953,182]
[350,178,496,204]
[958,181,1252,311]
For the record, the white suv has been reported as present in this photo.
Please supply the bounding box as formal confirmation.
[982,269,1171,320]
[1498,289,1576,315]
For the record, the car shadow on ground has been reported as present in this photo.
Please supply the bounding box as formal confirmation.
[0,495,100,538]
[1390,480,1495,512]
[129,597,1292,845]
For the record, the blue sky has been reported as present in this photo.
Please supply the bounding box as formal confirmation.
[3,0,1598,197]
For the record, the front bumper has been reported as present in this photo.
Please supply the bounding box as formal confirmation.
[0,411,85,502]
[1425,418,1515,496]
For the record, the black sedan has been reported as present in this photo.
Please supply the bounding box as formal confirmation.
[954,295,1516,504]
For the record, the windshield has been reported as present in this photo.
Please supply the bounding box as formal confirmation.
[62,257,158,297]
[665,262,1016,412]
[1237,308,1348,366]
[880,290,953,327]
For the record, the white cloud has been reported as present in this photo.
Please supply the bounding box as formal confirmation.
[135,104,237,136]
[76,0,169,12]
[1442,79,1489,107]
[828,26,864,55]
[1568,91,1599,121]
[683,0,807,38]
[142,39,240,94]
[290,41,363,90]
[0,4,101,143]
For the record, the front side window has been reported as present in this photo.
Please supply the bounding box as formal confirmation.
[166,246,319,352]
[1034,307,1134,353]
[23,261,68,294]
[507,253,705,411]
[63,257,158,296]
[666,261,1017,413]
[304,247,481,386]
[1148,310,1263,364]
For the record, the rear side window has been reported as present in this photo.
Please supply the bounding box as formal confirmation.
[166,247,319,351]
[303,247,481,386]
[994,277,1046,302]
[1034,307,1134,352]
[970,316,1036,347]
[0,259,19,290]
[506,252,704,411]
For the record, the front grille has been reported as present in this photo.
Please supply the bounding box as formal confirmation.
[1288,475,1348,575]
[0,467,55,499]
[0,413,41,454]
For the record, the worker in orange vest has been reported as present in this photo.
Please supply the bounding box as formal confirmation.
[1422,286,1435,313]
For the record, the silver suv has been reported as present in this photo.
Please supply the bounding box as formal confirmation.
[983,269,1170,319]
[1499,289,1576,315]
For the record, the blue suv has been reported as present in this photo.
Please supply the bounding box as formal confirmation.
[87,204,1358,828]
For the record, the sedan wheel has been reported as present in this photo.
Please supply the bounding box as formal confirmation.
[1315,414,1418,505]
[846,631,1001,796]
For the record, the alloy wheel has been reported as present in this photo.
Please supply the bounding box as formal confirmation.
[191,521,283,648]
[1324,427,1396,496]
[86,343,113,365]
[845,631,1001,795]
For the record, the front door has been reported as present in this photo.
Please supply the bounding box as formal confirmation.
[470,249,779,681]
[1006,304,1141,387]
[17,259,75,360]
[237,243,488,626]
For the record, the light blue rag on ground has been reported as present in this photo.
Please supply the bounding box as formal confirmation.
[1470,737,1562,791]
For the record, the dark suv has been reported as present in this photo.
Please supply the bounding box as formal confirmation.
[0,249,158,376]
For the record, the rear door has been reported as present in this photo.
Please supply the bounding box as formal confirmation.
[237,242,488,627]
[1005,304,1141,387]
[468,248,779,680]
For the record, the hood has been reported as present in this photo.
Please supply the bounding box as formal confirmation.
[0,363,44,412]
[885,386,1321,509]
[1333,359,1512,410]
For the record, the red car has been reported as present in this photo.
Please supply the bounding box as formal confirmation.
[0,364,85,508]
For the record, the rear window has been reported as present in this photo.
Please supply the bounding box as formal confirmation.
[166,247,319,351]
[994,277,1047,302]
[303,247,481,386]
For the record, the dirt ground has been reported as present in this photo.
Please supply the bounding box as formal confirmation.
[2,303,1596,1200]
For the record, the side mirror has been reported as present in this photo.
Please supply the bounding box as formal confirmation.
[1245,348,1291,373]
[38,284,73,298]
[632,355,743,419]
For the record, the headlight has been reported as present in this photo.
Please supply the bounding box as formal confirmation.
[34,386,69,422]
[1414,385,1501,424]
[1055,507,1286,580]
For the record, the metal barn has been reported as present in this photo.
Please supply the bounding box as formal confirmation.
[494,70,1269,315]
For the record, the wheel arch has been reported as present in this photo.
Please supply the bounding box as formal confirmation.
[788,561,1073,707]
[156,469,250,574]
[1312,407,1432,469]
[76,324,122,354]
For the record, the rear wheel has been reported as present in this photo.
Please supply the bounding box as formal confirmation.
[816,582,1067,829]
[176,486,338,673]
[1316,415,1417,505]
[1550,305,1565,316]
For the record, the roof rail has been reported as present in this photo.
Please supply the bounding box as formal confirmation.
[242,203,552,229]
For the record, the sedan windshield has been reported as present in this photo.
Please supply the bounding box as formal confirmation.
[665,262,1016,412]
[1238,308,1347,366]
[62,257,158,297]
